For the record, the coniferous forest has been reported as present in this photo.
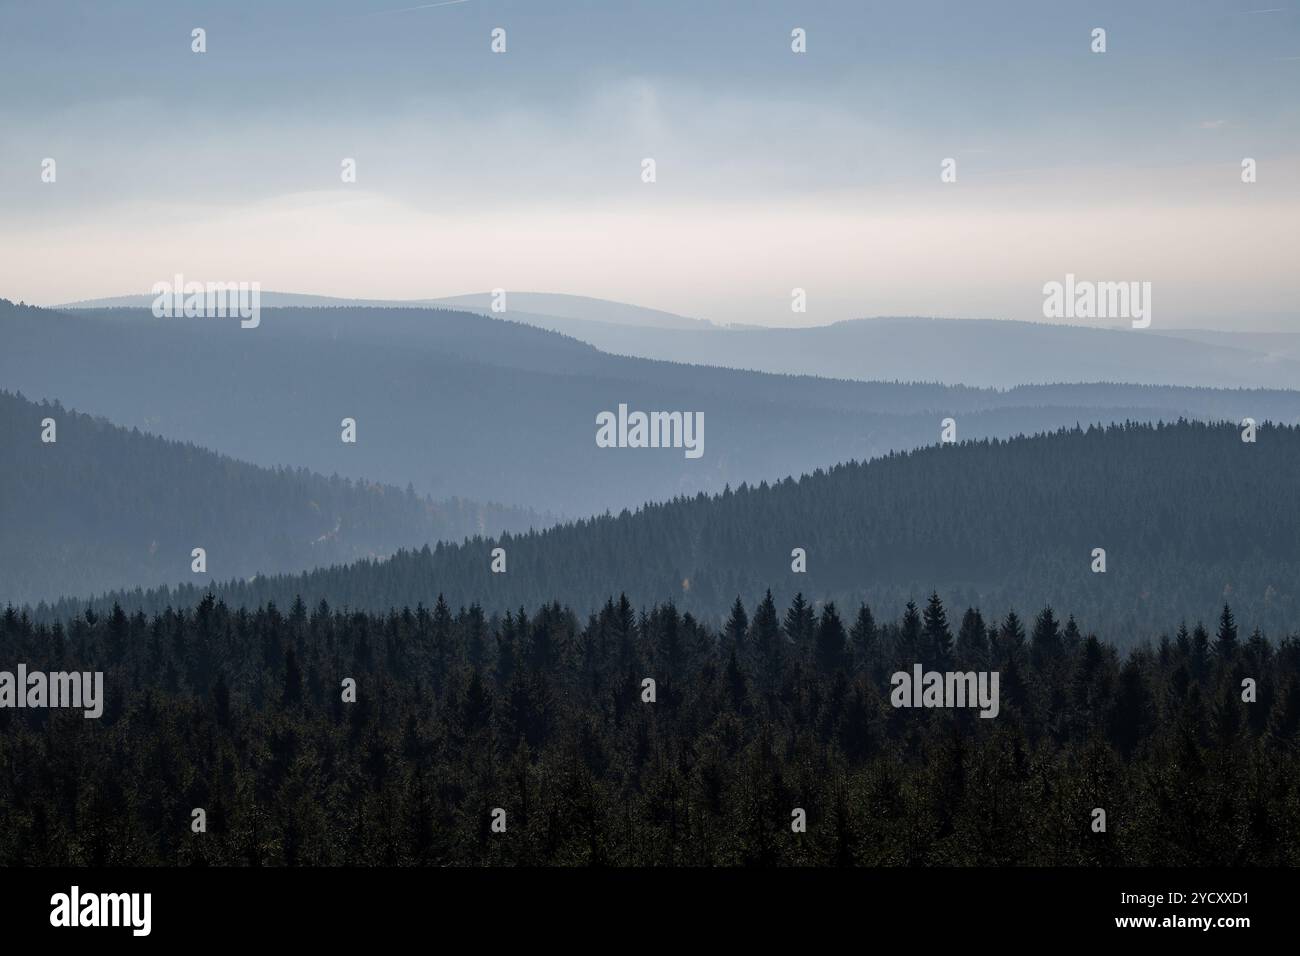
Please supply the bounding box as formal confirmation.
[2,590,1295,866]
[34,420,1300,643]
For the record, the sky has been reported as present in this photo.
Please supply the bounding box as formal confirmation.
[0,0,1297,329]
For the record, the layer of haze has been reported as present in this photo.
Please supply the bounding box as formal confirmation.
[1,0,1297,329]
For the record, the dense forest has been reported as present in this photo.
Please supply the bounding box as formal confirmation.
[0,389,542,605]
[1,589,1295,866]
[38,420,1300,643]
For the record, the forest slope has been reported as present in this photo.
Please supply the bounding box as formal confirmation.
[0,390,541,605]
[37,420,1300,643]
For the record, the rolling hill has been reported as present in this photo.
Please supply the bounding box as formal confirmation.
[6,298,1300,520]
[57,292,1300,389]
[491,313,1300,391]
[37,420,1300,644]
[0,389,542,606]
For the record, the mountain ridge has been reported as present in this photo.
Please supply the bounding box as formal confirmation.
[7,297,1300,520]
[52,291,1300,389]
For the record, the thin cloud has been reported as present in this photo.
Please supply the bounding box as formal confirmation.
[355,0,470,17]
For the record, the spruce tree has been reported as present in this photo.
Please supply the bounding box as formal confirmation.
[1215,604,1238,662]
[725,596,749,648]
[898,600,923,666]
[1030,606,1062,668]
[784,592,816,647]
[815,601,848,673]
[749,590,783,693]
[849,603,877,671]
[922,592,952,667]
[955,607,987,667]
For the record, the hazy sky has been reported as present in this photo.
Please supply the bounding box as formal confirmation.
[1,0,1297,329]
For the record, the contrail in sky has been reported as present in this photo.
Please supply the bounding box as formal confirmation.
[359,0,471,17]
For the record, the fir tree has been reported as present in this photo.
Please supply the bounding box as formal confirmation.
[815,602,848,673]
[1215,604,1238,662]
[922,592,952,667]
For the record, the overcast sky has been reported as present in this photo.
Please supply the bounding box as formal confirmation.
[1,0,1297,329]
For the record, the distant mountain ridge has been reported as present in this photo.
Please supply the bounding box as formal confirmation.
[56,290,714,330]
[512,313,1300,391]
[55,291,1300,389]
[6,297,1300,520]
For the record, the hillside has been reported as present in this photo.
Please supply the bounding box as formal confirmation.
[510,314,1300,391]
[0,390,542,606]
[56,293,1300,389]
[6,298,1300,519]
[39,420,1300,643]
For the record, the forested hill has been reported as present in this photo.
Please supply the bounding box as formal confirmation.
[36,420,1300,643]
[0,390,542,606]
